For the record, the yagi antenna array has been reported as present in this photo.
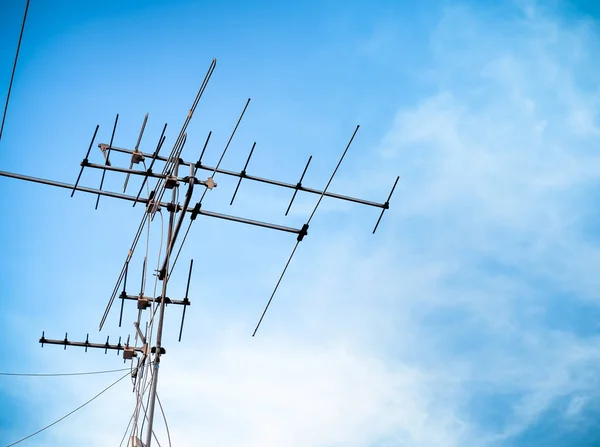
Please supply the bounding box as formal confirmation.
[0,58,398,447]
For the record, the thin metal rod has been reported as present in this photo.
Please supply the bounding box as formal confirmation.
[372,175,399,234]
[252,240,300,337]
[95,114,119,209]
[120,294,190,306]
[0,170,302,234]
[178,259,193,342]
[149,132,187,218]
[148,59,216,217]
[135,113,149,152]
[86,162,169,179]
[133,322,147,345]
[230,141,256,206]
[0,0,30,142]
[158,176,195,279]
[118,263,128,327]
[107,145,385,209]
[39,337,143,353]
[100,213,149,330]
[285,155,312,216]
[85,161,211,187]
[252,126,360,336]
[133,123,167,207]
[124,113,149,192]
[166,59,216,169]
[167,220,192,278]
[307,125,359,224]
[167,99,251,275]
[184,259,193,300]
[194,131,212,172]
[199,97,251,205]
[71,124,99,197]
[178,306,188,343]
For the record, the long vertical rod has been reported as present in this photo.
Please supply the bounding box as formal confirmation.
[144,160,178,447]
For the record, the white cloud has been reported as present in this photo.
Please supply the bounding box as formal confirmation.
[6,3,600,447]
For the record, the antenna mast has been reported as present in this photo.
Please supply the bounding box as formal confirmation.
[0,58,398,446]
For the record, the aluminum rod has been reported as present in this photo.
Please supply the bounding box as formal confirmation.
[230,141,256,206]
[198,97,251,205]
[85,161,212,188]
[252,240,300,337]
[133,123,167,207]
[86,161,169,179]
[72,124,99,197]
[123,113,149,192]
[285,155,312,216]
[107,145,386,209]
[194,131,212,170]
[178,259,193,342]
[158,176,195,279]
[252,126,360,336]
[0,170,302,234]
[149,132,187,218]
[120,294,190,306]
[39,338,144,353]
[118,263,128,327]
[96,114,119,209]
[372,175,399,234]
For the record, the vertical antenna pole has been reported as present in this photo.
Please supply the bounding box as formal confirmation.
[144,159,179,447]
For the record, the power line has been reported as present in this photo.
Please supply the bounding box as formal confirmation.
[0,0,30,142]
[0,367,131,377]
[6,370,131,447]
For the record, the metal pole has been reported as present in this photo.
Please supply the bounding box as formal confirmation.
[144,162,179,447]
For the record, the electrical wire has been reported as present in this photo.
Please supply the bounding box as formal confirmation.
[0,367,131,377]
[118,408,135,447]
[0,0,30,142]
[121,365,155,447]
[157,393,172,447]
[6,370,131,446]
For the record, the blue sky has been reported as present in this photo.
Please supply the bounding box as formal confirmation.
[1,0,600,445]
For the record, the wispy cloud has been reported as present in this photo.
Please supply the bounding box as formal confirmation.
[4,2,600,446]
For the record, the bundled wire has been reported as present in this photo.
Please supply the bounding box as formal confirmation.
[0,367,130,377]
[6,369,132,446]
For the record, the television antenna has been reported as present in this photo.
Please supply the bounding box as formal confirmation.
[0,58,398,446]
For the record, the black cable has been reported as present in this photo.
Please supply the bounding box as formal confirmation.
[0,367,131,377]
[0,0,30,142]
[6,370,131,446]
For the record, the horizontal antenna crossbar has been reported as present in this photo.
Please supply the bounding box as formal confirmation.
[0,170,301,234]
[39,337,143,353]
[103,144,386,209]
[120,294,190,306]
